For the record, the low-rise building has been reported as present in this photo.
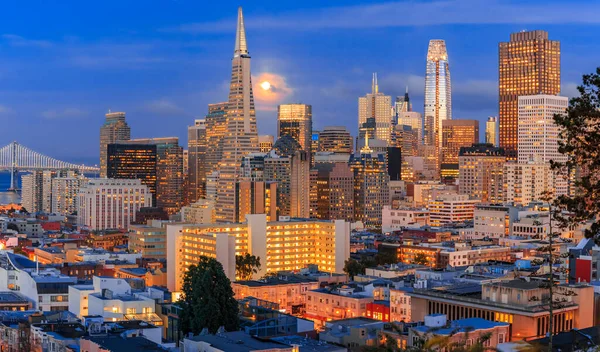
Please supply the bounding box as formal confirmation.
[381,206,429,233]
[390,287,413,322]
[319,317,385,349]
[428,194,478,227]
[128,221,167,260]
[305,286,373,328]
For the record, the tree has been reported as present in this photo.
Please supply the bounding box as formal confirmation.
[343,258,364,279]
[412,253,428,266]
[375,251,398,265]
[178,256,239,335]
[235,253,261,281]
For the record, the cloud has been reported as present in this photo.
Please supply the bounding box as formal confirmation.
[143,98,186,115]
[41,108,88,120]
[2,34,53,48]
[169,0,600,33]
[253,72,294,111]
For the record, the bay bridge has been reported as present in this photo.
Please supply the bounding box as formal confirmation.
[0,141,99,191]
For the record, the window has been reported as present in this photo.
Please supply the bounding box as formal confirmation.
[498,334,505,344]
[126,308,136,314]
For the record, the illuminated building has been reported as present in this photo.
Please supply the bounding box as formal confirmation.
[277,104,312,153]
[99,111,130,177]
[358,73,393,145]
[21,170,54,214]
[108,138,184,214]
[349,137,390,228]
[424,40,452,175]
[232,277,319,315]
[305,290,374,328]
[236,181,277,222]
[382,207,430,233]
[499,30,560,160]
[317,126,353,154]
[397,111,423,146]
[441,119,479,180]
[311,131,320,157]
[395,125,418,158]
[187,119,207,203]
[458,144,506,203]
[503,161,553,205]
[258,135,274,153]
[428,194,478,227]
[166,215,351,291]
[217,7,260,223]
[518,94,569,196]
[486,117,498,146]
[129,221,167,259]
[309,162,354,221]
[394,88,412,114]
[51,174,88,215]
[205,102,228,176]
[77,179,152,230]
[181,199,216,224]
[241,153,266,181]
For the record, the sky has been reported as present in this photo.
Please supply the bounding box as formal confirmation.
[0,0,599,165]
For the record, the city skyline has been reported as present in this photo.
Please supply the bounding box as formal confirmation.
[0,1,598,161]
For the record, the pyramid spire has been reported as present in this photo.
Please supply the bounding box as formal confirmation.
[234,7,248,57]
[371,72,379,94]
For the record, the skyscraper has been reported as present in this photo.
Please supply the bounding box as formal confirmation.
[424,40,452,176]
[258,135,274,153]
[358,73,393,145]
[99,111,130,177]
[205,102,228,176]
[309,162,354,221]
[216,7,260,223]
[441,119,479,180]
[458,144,506,203]
[317,126,353,154]
[499,30,560,159]
[188,119,207,203]
[277,104,312,152]
[486,117,498,146]
[398,112,423,145]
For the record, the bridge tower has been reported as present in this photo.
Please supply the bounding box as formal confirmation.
[8,142,18,192]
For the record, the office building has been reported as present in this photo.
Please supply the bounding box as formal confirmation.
[108,138,183,214]
[317,126,353,154]
[99,111,130,177]
[236,181,277,222]
[241,153,266,181]
[503,161,553,205]
[187,119,207,203]
[21,170,54,214]
[216,7,260,223]
[258,135,274,153]
[205,102,228,176]
[394,88,412,115]
[486,117,498,146]
[499,30,560,159]
[397,111,422,145]
[424,40,452,175]
[349,139,390,228]
[358,73,393,145]
[441,119,479,180]
[77,179,152,230]
[166,215,351,291]
[428,194,478,227]
[181,199,216,224]
[277,104,312,153]
[458,144,506,203]
[129,221,167,259]
[51,175,88,215]
[395,124,419,158]
[309,162,354,221]
[387,147,402,181]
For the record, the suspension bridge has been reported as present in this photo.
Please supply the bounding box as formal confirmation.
[0,141,99,191]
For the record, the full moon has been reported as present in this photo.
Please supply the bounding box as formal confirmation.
[260,81,271,90]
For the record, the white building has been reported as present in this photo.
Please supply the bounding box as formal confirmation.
[503,161,553,206]
[518,94,568,196]
[382,206,429,233]
[427,194,478,227]
[69,249,141,264]
[358,73,393,144]
[77,179,152,230]
[473,204,520,239]
[51,175,88,215]
[181,199,215,224]
[390,288,413,322]
[398,111,423,145]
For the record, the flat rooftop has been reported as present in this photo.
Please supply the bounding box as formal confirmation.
[186,331,287,352]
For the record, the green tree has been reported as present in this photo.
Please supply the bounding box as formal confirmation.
[412,253,428,266]
[178,256,239,335]
[235,253,261,281]
[343,258,364,279]
[375,251,398,265]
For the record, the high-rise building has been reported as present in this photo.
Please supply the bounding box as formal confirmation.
[424,39,452,176]
[21,170,70,214]
[317,126,353,154]
[458,144,506,203]
[205,102,228,176]
[216,7,260,223]
[387,147,402,182]
[428,194,478,227]
[395,125,419,158]
[398,112,423,145]
[277,104,312,153]
[258,135,274,153]
[499,30,560,159]
[241,153,266,181]
[358,117,376,145]
[107,138,183,215]
[349,138,390,228]
[441,120,479,180]
[236,181,277,222]
[358,73,393,145]
[77,179,152,230]
[51,175,88,215]
[503,161,553,206]
[486,117,498,146]
[309,162,354,221]
[181,199,216,224]
[187,119,207,203]
[99,111,130,177]
[394,88,412,115]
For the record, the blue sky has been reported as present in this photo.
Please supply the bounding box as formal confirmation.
[0,0,599,165]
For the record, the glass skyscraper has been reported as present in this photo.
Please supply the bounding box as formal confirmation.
[424,40,452,177]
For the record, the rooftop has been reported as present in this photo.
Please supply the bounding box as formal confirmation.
[82,336,166,351]
[0,292,29,303]
[235,276,316,287]
[270,335,344,352]
[413,317,509,335]
[186,331,287,352]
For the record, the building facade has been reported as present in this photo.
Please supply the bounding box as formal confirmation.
[277,104,312,153]
[99,111,131,177]
[187,119,207,203]
[317,126,354,154]
[428,194,478,227]
[458,144,506,203]
[309,162,354,221]
[358,73,392,145]
[486,116,498,146]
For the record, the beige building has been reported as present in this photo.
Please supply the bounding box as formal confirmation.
[309,162,354,221]
[277,104,312,153]
[499,30,560,160]
[166,215,350,292]
[381,206,429,233]
[129,220,168,259]
[441,119,479,180]
[232,276,319,314]
[305,289,374,328]
[428,194,478,227]
[236,181,277,222]
[181,199,216,224]
[358,73,392,145]
[99,111,130,177]
[390,288,413,322]
[258,134,274,153]
[317,126,353,154]
[458,143,506,203]
[397,111,423,146]
[486,116,497,146]
[503,161,553,205]
[264,149,310,218]
[51,175,88,215]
